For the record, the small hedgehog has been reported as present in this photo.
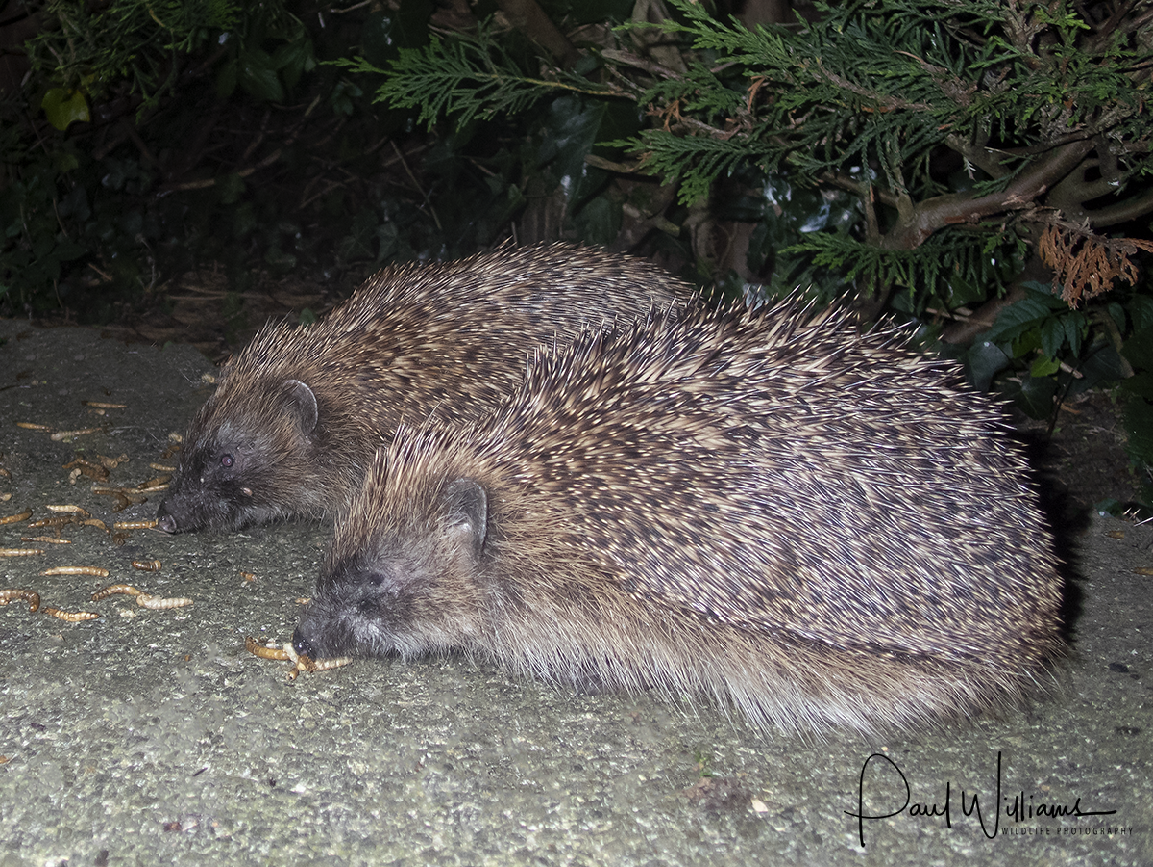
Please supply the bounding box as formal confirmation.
[292,300,1066,735]
[156,243,692,533]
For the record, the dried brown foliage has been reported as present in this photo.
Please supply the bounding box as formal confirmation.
[1040,221,1153,307]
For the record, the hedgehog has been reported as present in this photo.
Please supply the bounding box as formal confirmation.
[156,243,693,533]
[290,300,1066,735]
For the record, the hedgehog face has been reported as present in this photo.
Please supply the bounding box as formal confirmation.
[156,432,262,533]
[157,379,321,533]
[292,478,491,661]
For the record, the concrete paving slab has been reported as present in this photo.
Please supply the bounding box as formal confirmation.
[0,318,1150,866]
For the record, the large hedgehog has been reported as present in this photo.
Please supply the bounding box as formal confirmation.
[292,300,1066,735]
[157,243,692,533]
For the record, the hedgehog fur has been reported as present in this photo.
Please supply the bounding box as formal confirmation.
[292,300,1066,735]
[156,243,692,533]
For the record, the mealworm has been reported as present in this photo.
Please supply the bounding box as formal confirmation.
[49,428,103,441]
[0,548,45,557]
[15,422,51,431]
[278,641,352,677]
[96,454,128,470]
[245,636,290,660]
[286,655,353,679]
[21,537,71,544]
[45,505,90,515]
[28,516,74,529]
[40,566,110,577]
[62,459,100,470]
[132,559,161,571]
[0,467,12,479]
[62,458,109,482]
[304,656,353,672]
[149,463,176,472]
[79,518,109,532]
[0,509,32,525]
[41,607,99,622]
[239,571,257,581]
[111,520,158,530]
[136,594,193,609]
[0,589,40,612]
[50,428,103,441]
[82,401,126,409]
[91,584,141,601]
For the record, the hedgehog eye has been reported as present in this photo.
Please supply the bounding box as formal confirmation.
[220,454,234,468]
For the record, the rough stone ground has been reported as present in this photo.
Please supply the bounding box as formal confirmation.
[0,318,1150,867]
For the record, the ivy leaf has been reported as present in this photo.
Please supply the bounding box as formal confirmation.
[40,89,90,131]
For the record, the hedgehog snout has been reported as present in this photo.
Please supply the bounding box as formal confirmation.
[291,628,317,661]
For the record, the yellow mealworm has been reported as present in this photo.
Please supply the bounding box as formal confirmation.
[41,607,99,622]
[62,459,99,470]
[284,649,353,678]
[21,537,71,544]
[93,488,146,506]
[15,422,51,431]
[79,518,109,532]
[45,505,90,515]
[0,509,33,525]
[62,458,109,482]
[0,467,12,479]
[136,594,193,609]
[82,401,126,409]
[49,428,103,441]
[91,584,141,601]
[132,560,161,571]
[239,571,257,581]
[245,636,290,660]
[0,548,45,557]
[112,520,158,530]
[0,589,40,612]
[28,516,74,529]
[149,463,176,472]
[304,656,353,672]
[40,566,110,577]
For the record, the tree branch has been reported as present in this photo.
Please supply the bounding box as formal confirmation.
[880,138,1096,250]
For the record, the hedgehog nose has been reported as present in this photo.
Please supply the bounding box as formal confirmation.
[157,513,178,535]
[292,629,316,660]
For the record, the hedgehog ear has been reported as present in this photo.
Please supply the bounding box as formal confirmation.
[282,379,319,436]
[441,478,488,558]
